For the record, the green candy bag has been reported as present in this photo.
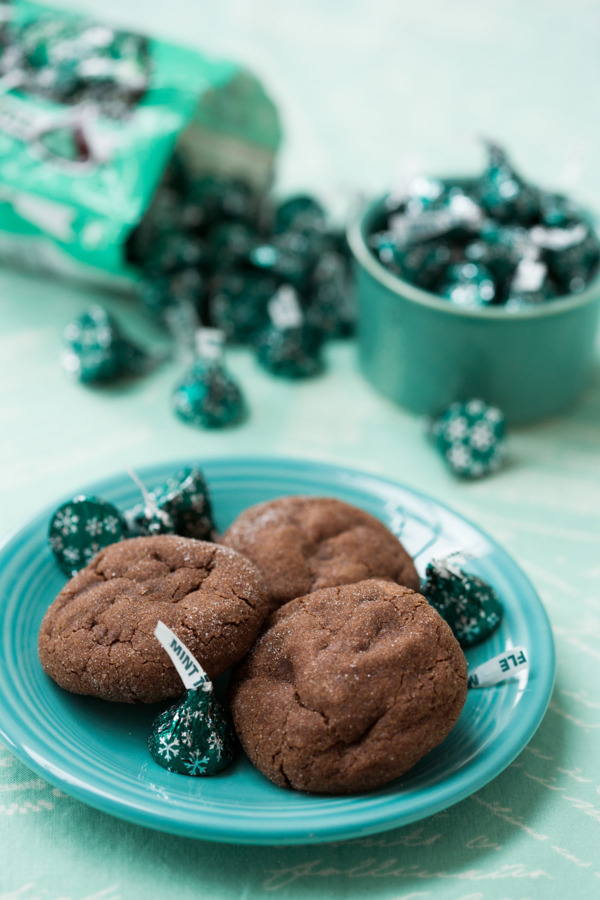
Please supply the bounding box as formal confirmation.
[0,1,280,287]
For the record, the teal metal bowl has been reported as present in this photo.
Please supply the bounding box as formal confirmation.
[348,196,600,424]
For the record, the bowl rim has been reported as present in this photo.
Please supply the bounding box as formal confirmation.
[347,194,600,321]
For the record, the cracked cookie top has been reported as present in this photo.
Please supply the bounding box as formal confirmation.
[220,496,421,611]
[229,578,468,794]
[38,535,268,703]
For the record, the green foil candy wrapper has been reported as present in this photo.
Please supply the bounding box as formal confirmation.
[305,251,355,338]
[256,323,323,379]
[255,284,323,379]
[422,558,503,648]
[210,271,276,344]
[478,141,540,226]
[129,168,354,359]
[148,622,236,777]
[49,496,127,576]
[172,329,246,429]
[127,467,214,540]
[62,306,157,384]
[137,269,205,326]
[274,194,326,235]
[248,242,310,292]
[207,221,258,270]
[439,261,496,308]
[149,685,236,776]
[431,399,506,479]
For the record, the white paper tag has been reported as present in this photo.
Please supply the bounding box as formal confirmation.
[154,621,211,691]
[195,327,224,361]
[511,255,547,293]
[468,646,528,688]
[530,223,587,251]
[268,285,303,329]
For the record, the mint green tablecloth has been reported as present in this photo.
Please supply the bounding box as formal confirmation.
[2,2,600,898]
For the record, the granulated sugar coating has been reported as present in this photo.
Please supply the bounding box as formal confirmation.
[38,535,268,703]
[220,496,420,611]
[229,579,468,794]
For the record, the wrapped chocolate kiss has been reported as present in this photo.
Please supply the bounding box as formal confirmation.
[149,622,236,776]
[172,327,246,429]
[62,306,160,384]
[48,496,127,576]
[255,285,323,379]
[422,553,503,648]
[430,398,506,479]
[125,467,215,541]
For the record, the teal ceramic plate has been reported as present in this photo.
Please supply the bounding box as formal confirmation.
[0,457,554,845]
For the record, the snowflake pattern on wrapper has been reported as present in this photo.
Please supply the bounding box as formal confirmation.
[183,751,211,775]
[172,360,246,430]
[62,306,156,385]
[148,684,236,777]
[430,399,506,479]
[208,732,224,759]
[126,467,215,541]
[156,736,180,761]
[53,508,80,536]
[422,556,503,647]
[48,496,128,576]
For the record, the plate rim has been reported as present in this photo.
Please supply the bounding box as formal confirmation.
[0,455,556,845]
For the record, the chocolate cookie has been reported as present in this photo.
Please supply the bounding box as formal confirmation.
[229,579,467,794]
[220,496,420,611]
[38,535,268,703]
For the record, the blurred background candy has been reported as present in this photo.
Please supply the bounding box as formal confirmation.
[61,305,160,383]
[368,143,600,310]
[171,328,247,429]
[129,160,355,357]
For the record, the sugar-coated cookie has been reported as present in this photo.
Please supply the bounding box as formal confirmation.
[229,579,468,794]
[39,535,268,703]
[220,496,420,611]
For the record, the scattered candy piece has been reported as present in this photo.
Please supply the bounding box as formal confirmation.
[274,194,326,234]
[255,286,323,379]
[172,328,245,429]
[48,496,127,576]
[210,271,276,343]
[208,221,258,270]
[305,251,354,337]
[137,269,205,326]
[430,399,506,479]
[148,622,236,776]
[64,151,354,422]
[422,556,503,647]
[186,174,257,226]
[128,164,355,353]
[247,242,309,291]
[62,306,157,384]
[141,232,207,279]
[126,467,214,540]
